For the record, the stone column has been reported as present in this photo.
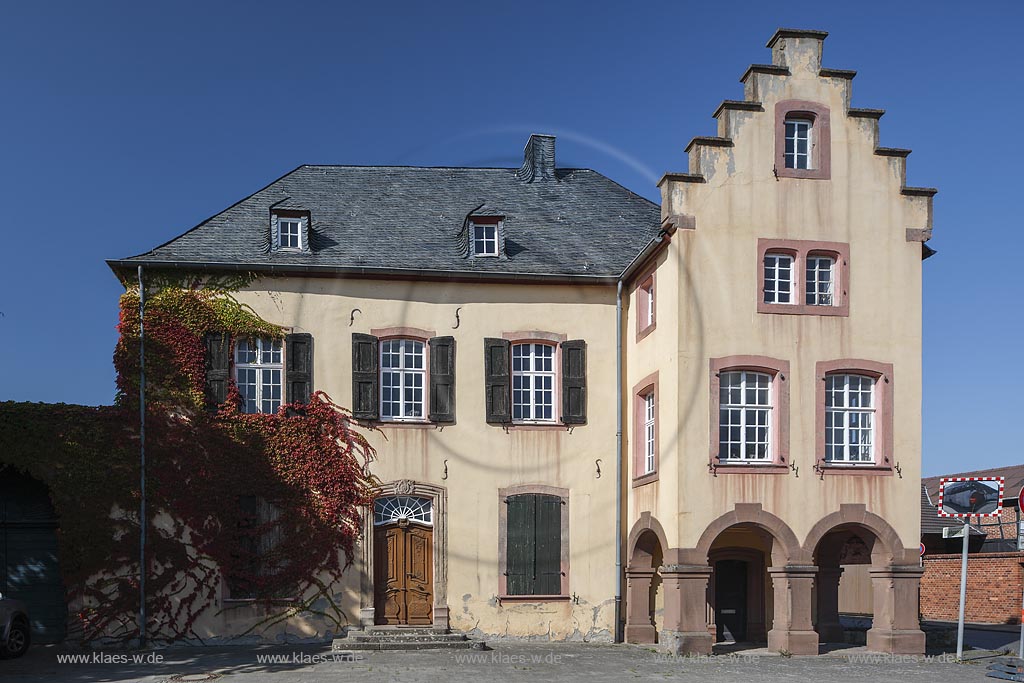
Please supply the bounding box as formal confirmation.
[815,567,844,643]
[660,563,714,655]
[866,565,926,654]
[767,565,819,655]
[624,566,658,644]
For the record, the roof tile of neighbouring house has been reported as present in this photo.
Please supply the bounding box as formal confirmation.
[921,486,948,535]
[108,164,662,280]
[924,465,1024,502]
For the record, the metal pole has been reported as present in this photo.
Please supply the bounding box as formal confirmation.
[956,518,969,660]
[137,266,146,647]
[1018,573,1024,658]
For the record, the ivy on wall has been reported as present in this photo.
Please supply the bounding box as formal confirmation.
[0,277,377,644]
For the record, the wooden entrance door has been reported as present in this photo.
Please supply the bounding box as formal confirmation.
[373,522,433,625]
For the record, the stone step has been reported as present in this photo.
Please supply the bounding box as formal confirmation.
[332,638,484,651]
[351,633,468,643]
[363,627,450,636]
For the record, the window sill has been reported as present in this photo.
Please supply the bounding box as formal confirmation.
[757,301,849,317]
[775,168,830,180]
[377,420,437,430]
[636,322,657,343]
[632,471,659,488]
[817,462,893,477]
[711,462,790,475]
[508,422,566,431]
[498,595,570,603]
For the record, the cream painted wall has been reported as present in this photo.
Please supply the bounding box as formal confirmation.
[627,35,928,560]
[227,277,622,640]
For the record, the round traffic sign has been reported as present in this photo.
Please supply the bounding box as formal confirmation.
[919,542,926,556]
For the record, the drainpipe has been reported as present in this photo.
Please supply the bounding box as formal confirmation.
[138,265,146,647]
[614,279,623,642]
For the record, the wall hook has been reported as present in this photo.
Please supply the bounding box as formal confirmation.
[349,308,361,326]
[595,459,602,479]
[571,593,580,605]
[442,459,449,480]
[894,461,902,478]
[452,306,462,329]
[790,461,799,478]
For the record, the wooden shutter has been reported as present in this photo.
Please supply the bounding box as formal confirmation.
[204,332,230,409]
[534,494,563,595]
[484,338,511,424]
[285,333,313,405]
[351,333,379,420]
[428,336,456,423]
[560,339,587,424]
[505,494,535,596]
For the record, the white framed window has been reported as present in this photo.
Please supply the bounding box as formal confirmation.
[825,374,875,463]
[784,119,812,170]
[471,221,498,256]
[373,496,433,526]
[276,217,303,250]
[643,282,654,328]
[763,252,794,304]
[380,339,426,421]
[235,337,283,414]
[643,392,656,474]
[806,255,836,306]
[718,370,772,462]
[511,343,556,423]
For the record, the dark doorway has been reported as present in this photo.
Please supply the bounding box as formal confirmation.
[715,559,748,642]
[0,471,66,642]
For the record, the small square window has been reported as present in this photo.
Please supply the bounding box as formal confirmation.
[276,217,303,251]
[471,221,499,257]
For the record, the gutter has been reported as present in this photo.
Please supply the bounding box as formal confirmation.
[613,226,674,642]
[104,259,624,286]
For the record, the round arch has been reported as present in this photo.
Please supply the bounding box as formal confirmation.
[627,512,669,568]
[802,504,907,566]
[694,503,805,566]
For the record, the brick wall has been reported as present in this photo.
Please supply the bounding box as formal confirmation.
[920,551,1024,624]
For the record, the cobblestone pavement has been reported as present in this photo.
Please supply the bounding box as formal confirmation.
[0,641,998,683]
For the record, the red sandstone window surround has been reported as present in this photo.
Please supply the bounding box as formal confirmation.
[774,100,831,180]
[815,359,895,476]
[632,372,659,487]
[757,239,850,317]
[709,356,790,474]
[635,269,656,342]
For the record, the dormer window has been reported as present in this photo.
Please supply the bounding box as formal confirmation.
[278,218,302,250]
[470,218,500,257]
[271,211,308,252]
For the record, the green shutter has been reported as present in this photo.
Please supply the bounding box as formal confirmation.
[204,332,230,409]
[484,338,511,423]
[505,495,536,596]
[534,494,563,595]
[428,336,456,423]
[351,333,379,420]
[560,340,587,424]
[285,333,313,405]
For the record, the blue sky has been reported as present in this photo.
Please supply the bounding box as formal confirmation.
[0,1,1020,476]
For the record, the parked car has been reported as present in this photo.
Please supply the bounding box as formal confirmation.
[0,593,30,658]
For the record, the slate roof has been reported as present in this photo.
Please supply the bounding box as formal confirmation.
[921,486,947,535]
[924,464,1024,502]
[109,164,663,281]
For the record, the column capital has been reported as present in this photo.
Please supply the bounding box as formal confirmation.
[625,567,658,579]
[767,564,818,577]
[869,565,924,580]
[661,563,713,577]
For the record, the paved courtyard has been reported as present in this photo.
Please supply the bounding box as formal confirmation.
[0,641,1006,683]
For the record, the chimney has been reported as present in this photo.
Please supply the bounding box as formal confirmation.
[517,134,556,182]
[766,28,828,74]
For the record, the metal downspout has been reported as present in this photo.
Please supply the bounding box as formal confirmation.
[614,279,623,642]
